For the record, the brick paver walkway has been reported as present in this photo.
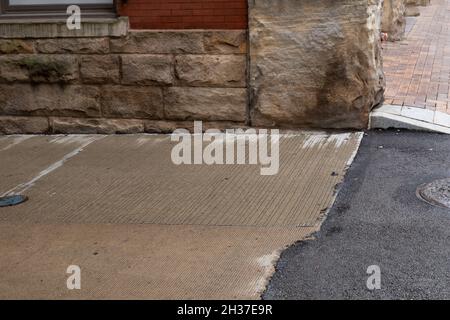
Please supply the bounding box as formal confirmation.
[383,0,450,114]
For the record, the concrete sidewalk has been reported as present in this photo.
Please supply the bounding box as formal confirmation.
[0,132,361,299]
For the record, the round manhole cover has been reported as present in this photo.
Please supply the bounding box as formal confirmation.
[0,195,28,208]
[417,178,450,209]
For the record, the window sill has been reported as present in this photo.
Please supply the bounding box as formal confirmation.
[0,16,128,38]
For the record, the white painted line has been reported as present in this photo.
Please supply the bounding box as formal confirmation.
[301,133,356,149]
[0,135,34,151]
[345,132,364,167]
[1,135,104,197]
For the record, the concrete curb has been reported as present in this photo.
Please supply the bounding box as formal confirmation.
[370,104,450,134]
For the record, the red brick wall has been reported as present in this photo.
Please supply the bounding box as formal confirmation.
[118,0,248,30]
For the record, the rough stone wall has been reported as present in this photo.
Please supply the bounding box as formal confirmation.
[382,0,406,41]
[0,2,391,134]
[249,0,385,129]
[0,30,248,134]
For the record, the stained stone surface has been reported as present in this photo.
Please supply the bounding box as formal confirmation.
[175,55,246,87]
[0,116,49,134]
[35,38,110,54]
[164,87,247,122]
[0,40,34,54]
[121,55,174,86]
[0,55,78,83]
[79,55,120,84]
[249,0,385,129]
[0,84,101,118]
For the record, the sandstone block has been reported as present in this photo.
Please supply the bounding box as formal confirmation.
[80,55,120,84]
[121,55,174,86]
[101,86,164,119]
[0,40,34,54]
[164,87,247,122]
[111,30,247,55]
[382,0,406,41]
[175,55,246,87]
[51,117,144,134]
[249,0,385,129]
[111,31,204,54]
[0,84,101,117]
[35,38,109,54]
[203,30,247,54]
[0,55,78,83]
[0,116,49,134]
[0,56,29,82]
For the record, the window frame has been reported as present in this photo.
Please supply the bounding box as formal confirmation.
[0,0,117,19]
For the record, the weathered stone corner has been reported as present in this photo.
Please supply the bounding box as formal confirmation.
[248,0,386,129]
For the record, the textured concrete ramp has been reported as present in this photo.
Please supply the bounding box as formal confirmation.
[0,132,362,299]
[0,133,360,227]
[0,223,315,300]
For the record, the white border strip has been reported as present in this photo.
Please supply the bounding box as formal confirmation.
[1,135,104,197]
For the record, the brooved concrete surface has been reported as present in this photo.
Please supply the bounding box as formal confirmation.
[370,104,450,133]
[0,223,315,300]
[0,132,362,299]
[264,130,450,300]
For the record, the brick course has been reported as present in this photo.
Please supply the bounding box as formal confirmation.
[118,0,248,30]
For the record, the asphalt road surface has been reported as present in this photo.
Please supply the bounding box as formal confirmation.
[264,130,450,300]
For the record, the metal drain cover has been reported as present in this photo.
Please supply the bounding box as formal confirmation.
[0,195,28,208]
[417,178,450,209]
